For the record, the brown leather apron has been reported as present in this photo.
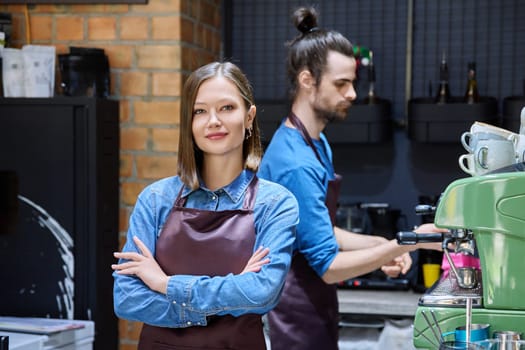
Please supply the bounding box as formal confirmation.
[268,113,342,350]
[139,176,266,350]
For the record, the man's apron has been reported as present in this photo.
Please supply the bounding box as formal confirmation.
[139,176,266,350]
[268,113,342,350]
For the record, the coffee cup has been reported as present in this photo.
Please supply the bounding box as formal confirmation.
[442,323,490,343]
[459,153,476,176]
[461,131,508,153]
[493,330,522,342]
[514,134,525,163]
[470,122,519,143]
[475,139,517,173]
[459,139,517,176]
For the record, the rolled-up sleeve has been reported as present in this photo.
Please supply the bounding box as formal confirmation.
[280,167,339,277]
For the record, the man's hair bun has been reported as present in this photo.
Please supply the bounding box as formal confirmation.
[293,7,319,34]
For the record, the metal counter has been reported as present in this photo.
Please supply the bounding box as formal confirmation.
[338,289,423,317]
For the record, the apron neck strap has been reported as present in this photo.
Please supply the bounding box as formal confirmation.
[288,112,323,165]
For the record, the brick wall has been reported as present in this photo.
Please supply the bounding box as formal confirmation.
[0,1,222,349]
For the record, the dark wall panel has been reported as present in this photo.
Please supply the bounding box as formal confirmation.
[226,0,409,119]
[224,0,525,228]
[412,0,525,103]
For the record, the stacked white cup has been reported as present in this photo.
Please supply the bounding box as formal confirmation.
[515,107,525,163]
[458,121,520,176]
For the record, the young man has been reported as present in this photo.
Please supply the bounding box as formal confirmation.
[258,7,444,350]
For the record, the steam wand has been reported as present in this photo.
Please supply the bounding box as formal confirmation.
[441,236,461,285]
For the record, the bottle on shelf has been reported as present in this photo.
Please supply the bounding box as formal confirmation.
[363,50,377,104]
[464,61,479,104]
[435,51,451,104]
[0,31,4,97]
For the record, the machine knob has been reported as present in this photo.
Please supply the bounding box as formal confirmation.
[414,204,436,215]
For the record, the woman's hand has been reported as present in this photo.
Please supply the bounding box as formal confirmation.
[241,246,270,274]
[112,236,169,294]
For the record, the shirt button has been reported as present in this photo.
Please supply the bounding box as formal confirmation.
[187,321,192,325]
[211,195,217,200]
[182,303,186,307]
[172,301,176,304]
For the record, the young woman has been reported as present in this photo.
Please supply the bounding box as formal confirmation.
[112,61,298,350]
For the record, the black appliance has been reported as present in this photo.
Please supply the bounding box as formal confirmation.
[412,194,444,293]
[336,203,412,290]
[0,13,12,46]
[58,47,110,98]
[0,97,119,350]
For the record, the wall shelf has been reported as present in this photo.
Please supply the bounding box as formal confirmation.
[407,97,499,143]
[257,99,393,145]
[324,99,393,144]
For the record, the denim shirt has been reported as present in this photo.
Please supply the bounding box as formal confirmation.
[113,170,298,328]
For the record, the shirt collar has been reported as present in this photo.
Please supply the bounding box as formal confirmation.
[180,169,255,203]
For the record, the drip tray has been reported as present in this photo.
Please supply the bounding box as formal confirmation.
[419,273,483,307]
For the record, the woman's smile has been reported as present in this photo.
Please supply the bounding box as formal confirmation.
[206,131,228,140]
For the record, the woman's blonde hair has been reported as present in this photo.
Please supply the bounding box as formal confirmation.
[177,61,263,189]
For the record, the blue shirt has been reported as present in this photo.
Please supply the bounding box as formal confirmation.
[113,169,298,328]
[258,123,339,277]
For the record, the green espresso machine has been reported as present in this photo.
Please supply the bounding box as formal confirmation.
[399,171,525,348]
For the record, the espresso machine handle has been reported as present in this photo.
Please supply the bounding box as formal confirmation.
[396,231,446,245]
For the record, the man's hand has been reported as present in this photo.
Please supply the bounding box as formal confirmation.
[380,252,412,277]
[414,223,449,251]
[112,236,169,295]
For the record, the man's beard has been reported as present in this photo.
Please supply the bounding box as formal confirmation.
[313,101,350,124]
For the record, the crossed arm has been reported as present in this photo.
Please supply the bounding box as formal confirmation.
[112,236,271,295]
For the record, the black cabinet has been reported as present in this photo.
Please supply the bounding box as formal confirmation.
[0,97,119,350]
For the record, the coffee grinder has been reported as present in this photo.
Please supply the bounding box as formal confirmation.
[398,170,525,348]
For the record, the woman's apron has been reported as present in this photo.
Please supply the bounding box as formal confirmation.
[139,176,266,350]
[268,113,342,350]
